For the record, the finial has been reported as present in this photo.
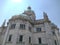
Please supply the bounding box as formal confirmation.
[27,6,31,10]
[43,12,49,21]
[2,19,6,27]
[43,12,47,16]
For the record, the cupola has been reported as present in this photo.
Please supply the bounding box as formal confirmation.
[23,6,36,21]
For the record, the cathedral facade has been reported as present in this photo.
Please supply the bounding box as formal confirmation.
[0,7,60,45]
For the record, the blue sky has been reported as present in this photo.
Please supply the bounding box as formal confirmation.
[0,0,60,28]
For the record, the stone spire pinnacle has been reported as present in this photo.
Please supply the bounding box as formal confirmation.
[2,19,6,27]
[43,12,49,22]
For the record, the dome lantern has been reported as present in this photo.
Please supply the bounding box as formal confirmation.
[27,6,31,10]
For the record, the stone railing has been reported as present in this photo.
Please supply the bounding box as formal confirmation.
[17,42,25,45]
[32,44,48,45]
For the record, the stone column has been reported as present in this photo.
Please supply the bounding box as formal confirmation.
[2,23,10,45]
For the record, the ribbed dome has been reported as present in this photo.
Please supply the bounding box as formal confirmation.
[11,14,27,19]
[9,13,33,21]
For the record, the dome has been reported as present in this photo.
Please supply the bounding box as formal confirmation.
[22,6,36,21]
[12,14,29,19]
[9,13,33,21]
[9,6,35,22]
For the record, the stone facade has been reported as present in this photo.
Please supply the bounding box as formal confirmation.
[0,7,60,45]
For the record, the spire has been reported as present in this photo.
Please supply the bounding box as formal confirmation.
[43,12,49,22]
[2,19,6,27]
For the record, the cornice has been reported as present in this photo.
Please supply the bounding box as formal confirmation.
[33,31,46,33]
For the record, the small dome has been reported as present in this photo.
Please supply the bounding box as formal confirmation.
[23,6,35,15]
[27,6,31,10]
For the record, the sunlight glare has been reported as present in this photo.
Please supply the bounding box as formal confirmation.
[11,0,22,3]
